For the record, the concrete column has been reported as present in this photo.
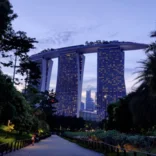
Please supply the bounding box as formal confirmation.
[77,54,85,118]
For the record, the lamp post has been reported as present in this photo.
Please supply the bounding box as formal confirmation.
[104,94,109,119]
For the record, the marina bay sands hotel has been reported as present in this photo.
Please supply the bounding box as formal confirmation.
[30,41,148,121]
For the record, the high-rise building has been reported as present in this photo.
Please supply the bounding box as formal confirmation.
[55,52,85,117]
[95,92,97,110]
[97,46,126,121]
[80,110,97,121]
[30,42,147,119]
[80,102,85,111]
[86,90,95,112]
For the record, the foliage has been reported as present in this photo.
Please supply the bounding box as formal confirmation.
[49,116,85,131]
[6,124,14,133]
[38,120,50,133]
[64,130,154,152]
[0,0,40,86]
[0,124,32,143]
[106,97,133,132]
[0,0,17,39]
[105,30,156,132]
[0,0,51,140]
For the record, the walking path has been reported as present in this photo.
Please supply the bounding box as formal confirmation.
[6,135,103,156]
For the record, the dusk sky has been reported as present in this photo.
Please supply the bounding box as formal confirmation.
[5,0,156,102]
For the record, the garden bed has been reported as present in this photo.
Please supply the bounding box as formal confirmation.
[63,130,156,154]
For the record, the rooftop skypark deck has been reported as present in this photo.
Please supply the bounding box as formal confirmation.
[30,41,148,61]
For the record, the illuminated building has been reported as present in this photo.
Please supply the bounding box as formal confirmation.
[86,90,95,112]
[30,41,148,118]
[97,46,126,121]
[80,110,97,121]
[55,52,85,117]
[80,102,85,111]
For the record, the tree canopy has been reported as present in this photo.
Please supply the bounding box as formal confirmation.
[106,31,156,133]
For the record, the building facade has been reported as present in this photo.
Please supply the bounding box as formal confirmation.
[80,110,97,121]
[97,46,126,121]
[30,42,147,120]
[55,52,85,117]
[80,102,85,111]
[86,90,95,112]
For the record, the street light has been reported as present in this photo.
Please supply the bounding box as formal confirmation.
[104,94,110,119]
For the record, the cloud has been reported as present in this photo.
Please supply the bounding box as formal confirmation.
[38,23,103,46]
[39,31,76,45]
[108,32,118,38]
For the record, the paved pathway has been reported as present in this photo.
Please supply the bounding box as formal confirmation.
[6,135,103,156]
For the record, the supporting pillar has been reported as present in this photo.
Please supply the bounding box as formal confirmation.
[77,54,85,117]
[39,58,53,92]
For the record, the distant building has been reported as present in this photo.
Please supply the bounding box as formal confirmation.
[80,102,85,111]
[80,110,97,121]
[95,92,97,110]
[86,90,95,112]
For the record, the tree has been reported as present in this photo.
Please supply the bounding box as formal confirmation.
[0,0,50,135]
[106,102,119,130]
[106,96,133,132]
[115,97,133,132]
[0,70,16,123]
[0,1,40,86]
[0,70,35,133]
[0,30,39,85]
[0,0,17,39]
[146,31,156,53]
[127,30,156,131]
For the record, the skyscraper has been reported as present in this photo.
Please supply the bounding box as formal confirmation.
[97,46,126,121]
[86,90,95,112]
[95,92,97,110]
[55,52,85,117]
[30,42,147,119]
[80,102,85,111]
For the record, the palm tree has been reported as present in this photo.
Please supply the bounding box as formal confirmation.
[136,53,156,95]
[150,31,156,37]
[135,30,156,95]
[146,31,156,53]
[130,30,156,130]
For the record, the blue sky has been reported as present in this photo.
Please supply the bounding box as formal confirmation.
[5,0,156,101]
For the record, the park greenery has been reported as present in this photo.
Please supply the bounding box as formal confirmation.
[104,31,156,134]
[63,32,156,153]
[0,0,53,143]
[64,130,156,153]
[0,0,86,144]
[1,0,156,154]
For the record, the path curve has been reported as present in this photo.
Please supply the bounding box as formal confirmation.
[6,135,103,156]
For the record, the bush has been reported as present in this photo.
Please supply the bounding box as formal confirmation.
[64,130,154,151]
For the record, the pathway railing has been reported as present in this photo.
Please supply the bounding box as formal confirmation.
[0,134,51,156]
[62,134,156,156]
